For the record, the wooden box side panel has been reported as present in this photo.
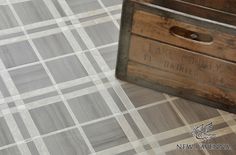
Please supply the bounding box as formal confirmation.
[128,35,236,106]
[116,0,236,113]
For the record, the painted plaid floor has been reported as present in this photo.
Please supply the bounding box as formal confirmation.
[0,0,235,155]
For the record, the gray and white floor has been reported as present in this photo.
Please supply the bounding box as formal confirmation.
[0,0,235,155]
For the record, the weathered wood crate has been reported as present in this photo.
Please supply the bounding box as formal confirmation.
[116,0,236,113]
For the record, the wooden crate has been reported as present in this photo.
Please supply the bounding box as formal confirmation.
[116,0,236,113]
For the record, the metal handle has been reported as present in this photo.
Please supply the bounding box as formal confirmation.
[170,26,213,44]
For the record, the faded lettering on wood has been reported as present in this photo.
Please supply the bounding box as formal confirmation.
[116,0,236,113]
[128,35,236,105]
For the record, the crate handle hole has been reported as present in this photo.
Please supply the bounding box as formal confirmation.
[170,26,213,44]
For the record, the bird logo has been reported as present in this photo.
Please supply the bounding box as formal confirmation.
[192,122,216,142]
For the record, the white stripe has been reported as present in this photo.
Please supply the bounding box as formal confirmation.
[97,0,120,28]
[0,13,120,46]
[38,0,98,153]
[56,0,164,153]
[164,94,210,155]
[0,69,116,106]
[6,0,51,154]
[218,110,236,134]
[0,0,30,5]
[0,105,233,152]
[55,0,149,153]
[0,4,121,37]
[0,86,31,155]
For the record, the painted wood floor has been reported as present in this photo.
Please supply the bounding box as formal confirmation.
[0,0,235,155]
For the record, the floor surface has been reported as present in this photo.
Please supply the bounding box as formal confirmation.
[0,0,235,155]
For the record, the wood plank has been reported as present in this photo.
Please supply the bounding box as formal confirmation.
[179,0,236,14]
[135,0,236,25]
[132,10,236,62]
[128,35,236,106]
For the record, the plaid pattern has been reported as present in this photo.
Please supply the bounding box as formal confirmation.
[0,0,235,155]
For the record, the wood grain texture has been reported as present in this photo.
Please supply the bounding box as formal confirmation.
[29,102,75,135]
[128,35,236,106]
[0,6,18,30]
[33,33,74,59]
[82,118,129,152]
[180,0,236,14]
[138,102,185,134]
[13,1,53,24]
[43,129,90,155]
[116,0,236,113]
[9,64,53,93]
[0,117,15,147]
[0,41,38,68]
[68,92,112,123]
[132,10,236,62]
[135,0,236,26]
